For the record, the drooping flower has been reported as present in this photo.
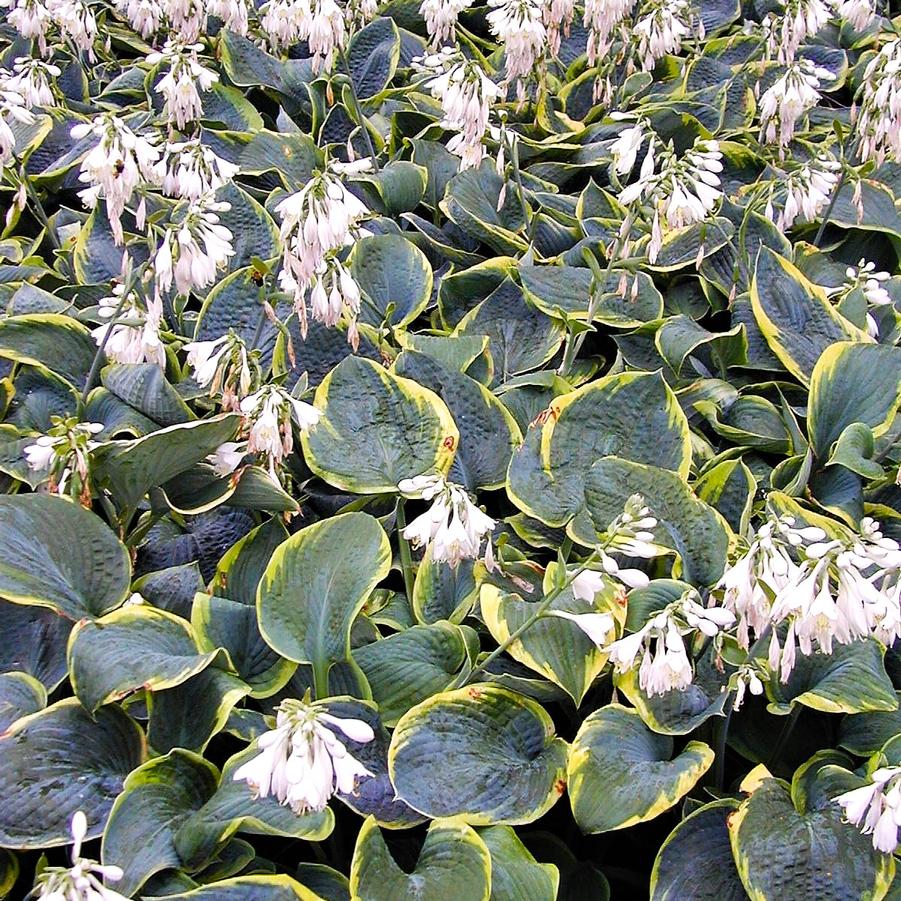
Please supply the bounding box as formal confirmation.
[239,384,321,479]
[147,40,219,132]
[183,332,253,410]
[304,0,347,73]
[832,0,875,29]
[835,766,901,854]
[70,114,162,245]
[260,0,307,48]
[486,0,546,102]
[114,0,165,36]
[162,0,207,40]
[206,440,248,475]
[154,195,234,297]
[758,59,830,154]
[418,49,503,171]
[23,418,103,503]
[542,0,576,56]
[301,254,364,342]
[731,663,765,710]
[47,0,98,56]
[583,0,635,66]
[0,83,36,166]
[548,609,617,646]
[91,283,167,368]
[420,0,471,45]
[7,0,53,55]
[398,473,496,568]
[207,0,252,33]
[826,259,893,337]
[609,118,646,176]
[855,38,901,166]
[32,811,129,900]
[768,152,842,231]
[234,699,375,814]
[632,0,691,72]
[767,0,831,65]
[276,159,371,335]
[157,137,240,201]
[3,57,59,108]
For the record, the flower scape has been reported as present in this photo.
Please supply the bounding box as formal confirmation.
[4,0,901,899]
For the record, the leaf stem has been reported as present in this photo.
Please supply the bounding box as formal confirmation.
[463,552,598,684]
[81,286,132,404]
[812,170,845,248]
[767,703,802,770]
[395,498,417,605]
[312,659,330,701]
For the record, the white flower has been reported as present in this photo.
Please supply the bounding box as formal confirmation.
[70,114,162,245]
[486,0,546,102]
[276,160,370,335]
[155,195,234,298]
[207,0,252,32]
[732,664,765,710]
[610,121,645,176]
[420,0,471,45]
[399,473,495,568]
[234,699,375,814]
[835,766,901,854]
[161,0,207,40]
[146,41,219,132]
[419,50,503,172]
[114,0,164,36]
[832,0,875,29]
[570,569,608,603]
[183,332,253,409]
[239,385,321,477]
[7,0,53,54]
[207,440,248,475]
[33,810,129,900]
[3,57,59,108]
[304,0,347,73]
[47,0,98,56]
[632,0,690,72]
[91,284,167,368]
[583,0,635,66]
[758,59,830,153]
[768,0,831,65]
[157,138,239,201]
[0,86,36,166]
[542,0,576,55]
[548,609,616,646]
[770,152,841,231]
[261,0,307,47]
[856,39,901,166]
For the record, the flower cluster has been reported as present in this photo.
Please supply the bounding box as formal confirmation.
[32,811,129,901]
[766,0,830,65]
[419,0,471,45]
[398,473,496,568]
[238,384,321,480]
[855,38,901,166]
[835,766,901,854]
[719,514,901,682]
[632,0,691,73]
[233,698,374,814]
[147,40,219,132]
[157,138,239,201]
[619,137,723,262]
[418,48,502,171]
[758,59,831,154]
[23,417,103,503]
[0,76,36,165]
[92,282,166,368]
[275,159,370,339]
[826,259,893,337]
[486,0,545,102]
[583,0,634,67]
[183,332,254,410]
[765,152,842,231]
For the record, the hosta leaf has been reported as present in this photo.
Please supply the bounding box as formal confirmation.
[351,234,432,328]
[257,512,391,674]
[149,875,325,900]
[750,247,866,384]
[394,350,521,489]
[479,825,559,901]
[193,592,294,698]
[347,16,400,99]
[412,548,478,624]
[389,684,569,825]
[765,639,897,715]
[357,161,427,216]
[350,817,491,901]
[838,694,901,755]
[352,622,471,726]
[92,414,241,507]
[0,494,130,619]
[134,563,204,618]
[807,342,901,460]
[302,356,457,493]
[568,705,714,833]
[582,457,731,586]
[0,671,46,731]
[695,457,756,534]
[0,699,145,849]
[68,605,225,712]
[174,747,333,868]
[0,313,98,387]
[479,577,624,706]
[0,600,72,689]
[728,762,894,901]
[102,750,219,897]
[650,799,747,901]
[507,371,691,529]
[101,362,194,427]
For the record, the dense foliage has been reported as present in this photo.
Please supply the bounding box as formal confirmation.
[2,0,901,897]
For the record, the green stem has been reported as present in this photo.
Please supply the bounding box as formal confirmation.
[249,285,268,350]
[81,287,132,404]
[339,47,379,171]
[713,702,734,791]
[767,703,802,770]
[510,135,533,246]
[812,169,845,248]
[464,553,598,684]
[312,659,330,701]
[395,499,417,605]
